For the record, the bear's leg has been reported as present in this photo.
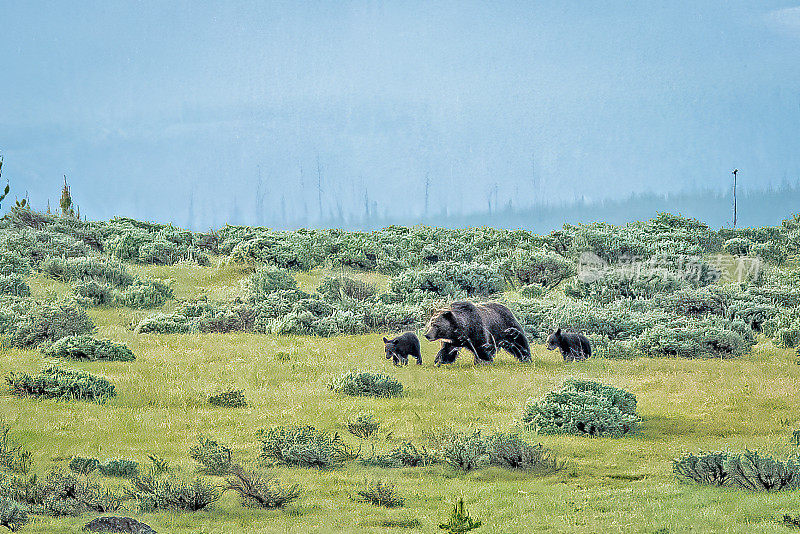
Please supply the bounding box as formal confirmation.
[501,328,532,362]
[435,342,459,365]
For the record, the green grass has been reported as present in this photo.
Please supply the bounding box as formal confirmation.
[3,263,800,532]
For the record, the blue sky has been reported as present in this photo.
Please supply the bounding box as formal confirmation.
[1,1,799,228]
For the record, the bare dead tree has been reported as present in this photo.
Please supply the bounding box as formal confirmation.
[731,169,738,228]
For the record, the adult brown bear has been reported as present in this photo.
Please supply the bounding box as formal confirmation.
[424,301,531,365]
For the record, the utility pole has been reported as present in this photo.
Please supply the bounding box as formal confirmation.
[731,169,738,228]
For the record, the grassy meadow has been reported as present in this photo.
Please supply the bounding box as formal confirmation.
[3,259,800,533]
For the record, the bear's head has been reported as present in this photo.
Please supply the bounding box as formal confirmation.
[546,328,562,351]
[383,336,398,360]
[424,310,458,343]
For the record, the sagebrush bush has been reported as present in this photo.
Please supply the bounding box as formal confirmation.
[485,433,563,472]
[353,479,404,507]
[318,275,377,301]
[258,426,357,469]
[134,313,191,334]
[40,256,134,287]
[0,275,30,298]
[440,431,489,471]
[2,300,95,349]
[208,389,247,407]
[190,437,233,476]
[115,279,173,308]
[674,450,800,491]
[68,457,99,475]
[361,442,438,468]
[0,424,32,475]
[0,498,28,531]
[389,261,505,300]
[0,249,30,277]
[42,335,135,362]
[225,465,301,508]
[137,239,181,265]
[99,459,139,478]
[247,266,298,300]
[347,413,380,440]
[5,470,123,516]
[6,365,115,403]
[129,472,221,512]
[72,279,113,306]
[329,370,403,398]
[510,249,575,288]
[524,379,640,437]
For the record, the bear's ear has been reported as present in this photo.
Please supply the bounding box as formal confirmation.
[383,337,389,344]
[555,328,561,337]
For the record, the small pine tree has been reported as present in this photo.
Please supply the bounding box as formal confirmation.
[439,498,482,533]
[61,175,74,217]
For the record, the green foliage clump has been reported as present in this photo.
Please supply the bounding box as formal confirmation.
[99,459,139,479]
[129,472,221,512]
[0,498,28,531]
[485,433,563,472]
[0,275,29,298]
[0,424,32,475]
[566,266,689,303]
[189,437,233,476]
[114,279,173,308]
[224,465,300,508]
[722,237,753,256]
[208,389,247,407]
[439,498,481,533]
[247,266,298,299]
[40,256,134,287]
[362,442,438,468]
[510,249,575,288]
[318,275,377,301]
[352,479,404,507]
[440,430,489,471]
[389,261,505,300]
[1,300,95,349]
[346,413,380,440]
[68,457,99,475]
[6,365,115,403]
[329,370,403,398]
[72,279,113,306]
[4,470,123,516]
[674,450,800,491]
[633,318,753,358]
[258,425,357,469]
[137,239,181,265]
[524,379,639,437]
[134,313,191,334]
[42,335,135,362]
[0,250,30,277]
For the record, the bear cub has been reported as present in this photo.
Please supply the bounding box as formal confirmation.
[546,328,591,361]
[383,332,422,366]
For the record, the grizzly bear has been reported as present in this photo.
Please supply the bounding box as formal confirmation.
[383,332,422,366]
[546,328,591,361]
[424,301,531,365]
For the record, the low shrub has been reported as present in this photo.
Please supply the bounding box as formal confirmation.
[115,279,173,308]
[510,249,575,288]
[352,479,404,507]
[674,450,800,491]
[318,276,377,301]
[247,266,298,300]
[389,262,505,300]
[73,280,113,306]
[208,389,247,408]
[439,498,482,534]
[0,498,28,531]
[40,256,134,288]
[9,470,123,516]
[224,465,300,508]
[0,275,29,298]
[6,365,115,403]
[99,459,139,479]
[346,413,380,440]
[440,431,489,471]
[68,457,99,475]
[0,424,32,475]
[524,379,640,437]
[189,437,232,476]
[329,371,403,398]
[134,313,191,334]
[361,442,437,468]
[42,335,135,362]
[258,425,357,469]
[485,433,563,472]
[3,300,95,349]
[129,472,221,512]
[137,239,181,265]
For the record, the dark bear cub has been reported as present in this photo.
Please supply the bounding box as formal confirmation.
[383,332,422,366]
[424,301,531,365]
[546,328,591,361]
